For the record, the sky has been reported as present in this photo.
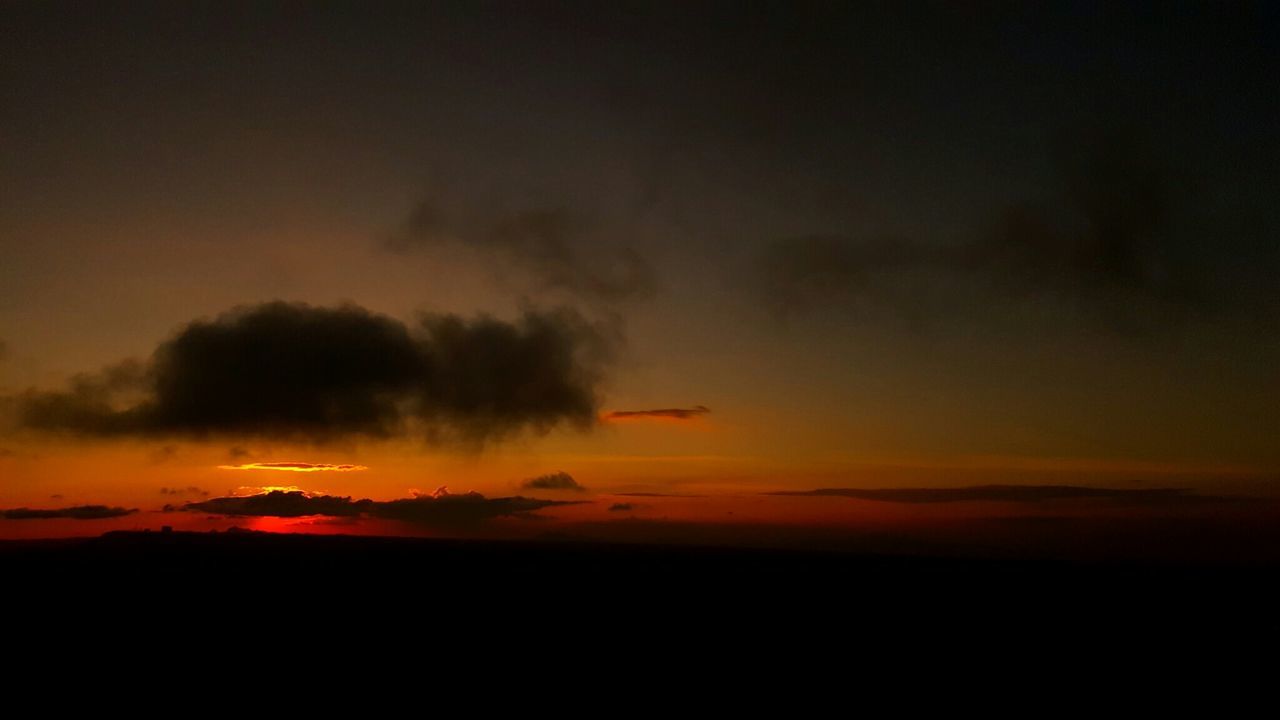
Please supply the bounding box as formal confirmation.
[2,2,1278,558]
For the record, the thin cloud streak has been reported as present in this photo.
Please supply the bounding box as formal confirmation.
[768,485,1252,506]
[218,462,369,473]
[1,505,138,520]
[185,489,584,526]
[604,405,710,421]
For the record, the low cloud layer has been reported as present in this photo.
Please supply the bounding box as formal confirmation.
[769,485,1244,506]
[389,202,656,307]
[186,489,577,526]
[521,471,586,492]
[604,406,710,421]
[1,505,138,520]
[6,301,610,445]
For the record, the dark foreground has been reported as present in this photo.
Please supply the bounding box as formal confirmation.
[4,530,1276,653]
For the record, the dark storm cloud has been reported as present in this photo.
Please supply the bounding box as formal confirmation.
[6,301,610,445]
[1,505,137,520]
[185,489,577,526]
[521,471,586,492]
[605,405,710,421]
[389,202,655,306]
[768,485,1247,506]
[755,129,1259,332]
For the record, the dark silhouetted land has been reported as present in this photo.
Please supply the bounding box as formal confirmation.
[3,530,1275,645]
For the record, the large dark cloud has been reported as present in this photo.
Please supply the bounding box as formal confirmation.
[521,471,586,492]
[755,129,1269,333]
[7,302,610,445]
[1,505,137,520]
[388,202,655,306]
[186,489,577,526]
[769,485,1247,506]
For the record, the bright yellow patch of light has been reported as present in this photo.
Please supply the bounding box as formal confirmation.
[217,462,369,472]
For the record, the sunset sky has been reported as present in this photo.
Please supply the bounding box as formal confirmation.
[2,2,1278,557]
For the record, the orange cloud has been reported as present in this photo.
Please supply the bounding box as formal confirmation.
[218,462,369,473]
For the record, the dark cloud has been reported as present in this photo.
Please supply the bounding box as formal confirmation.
[754,129,1261,333]
[159,486,209,497]
[1,505,137,520]
[389,203,655,306]
[7,301,610,445]
[768,485,1247,506]
[149,445,179,464]
[605,405,710,421]
[521,471,586,492]
[188,491,368,518]
[185,489,578,526]
[7,359,148,436]
[371,493,575,526]
[227,446,252,460]
[608,503,635,512]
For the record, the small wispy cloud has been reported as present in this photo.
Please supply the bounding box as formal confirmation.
[160,486,209,497]
[604,406,710,422]
[521,471,586,492]
[218,462,369,473]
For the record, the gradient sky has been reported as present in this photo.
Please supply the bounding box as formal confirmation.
[2,2,1278,553]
